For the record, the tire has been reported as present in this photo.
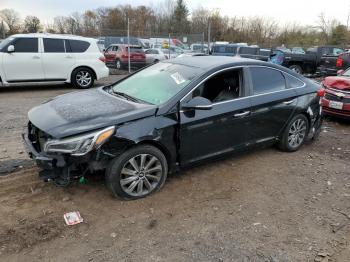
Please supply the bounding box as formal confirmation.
[278,114,309,152]
[153,59,159,64]
[289,64,303,75]
[106,145,168,200]
[115,59,122,70]
[71,67,94,89]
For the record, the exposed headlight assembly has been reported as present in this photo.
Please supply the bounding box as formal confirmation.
[44,126,115,156]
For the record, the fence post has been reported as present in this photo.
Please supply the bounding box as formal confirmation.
[127,17,131,74]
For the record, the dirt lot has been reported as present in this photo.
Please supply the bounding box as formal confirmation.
[0,74,350,262]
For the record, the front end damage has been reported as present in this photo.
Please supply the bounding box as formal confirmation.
[23,122,117,186]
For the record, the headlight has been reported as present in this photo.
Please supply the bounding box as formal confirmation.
[44,126,115,156]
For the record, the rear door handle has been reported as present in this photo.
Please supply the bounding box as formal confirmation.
[32,55,40,59]
[283,99,296,105]
[65,55,73,59]
[234,111,250,117]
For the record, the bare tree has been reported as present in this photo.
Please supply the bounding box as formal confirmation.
[24,16,41,33]
[0,9,21,35]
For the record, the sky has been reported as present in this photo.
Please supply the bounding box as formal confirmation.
[1,0,350,26]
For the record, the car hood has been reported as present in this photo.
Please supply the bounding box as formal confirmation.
[28,87,157,138]
[323,76,350,91]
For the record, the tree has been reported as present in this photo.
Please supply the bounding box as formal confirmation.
[173,0,189,33]
[24,16,41,33]
[0,9,21,35]
[330,24,347,45]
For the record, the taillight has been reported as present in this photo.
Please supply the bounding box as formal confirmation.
[336,57,343,67]
[99,56,106,63]
[317,88,325,97]
[121,54,128,59]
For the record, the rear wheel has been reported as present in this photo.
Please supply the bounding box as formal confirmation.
[278,114,309,152]
[71,68,94,89]
[106,145,168,200]
[153,59,159,63]
[289,64,303,75]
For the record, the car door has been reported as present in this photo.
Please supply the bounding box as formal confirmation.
[246,66,299,144]
[179,67,253,165]
[41,38,76,81]
[2,37,44,82]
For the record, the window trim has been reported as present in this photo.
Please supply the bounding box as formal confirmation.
[180,65,306,107]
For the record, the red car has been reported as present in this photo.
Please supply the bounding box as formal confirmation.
[321,67,350,118]
[104,44,146,70]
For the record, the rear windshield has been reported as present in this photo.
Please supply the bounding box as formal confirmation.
[126,46,143,53]
[112,62,201,105]
[213,45,237,54]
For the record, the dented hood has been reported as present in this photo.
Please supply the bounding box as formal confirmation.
[323,76,350,91]
[28,87,157,138]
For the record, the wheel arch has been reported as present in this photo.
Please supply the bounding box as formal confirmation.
[71,65,97,80]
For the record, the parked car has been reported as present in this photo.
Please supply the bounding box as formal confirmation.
[190,43,208,53]
[0,33,109,89]
[23,56,323,200]
[236,46,271,61]
[104,44,146,69]
[144,48,169,64]
[270,46,344,75]
[318,51,350,76]
[211,44,243,56]
[321,67,350,119]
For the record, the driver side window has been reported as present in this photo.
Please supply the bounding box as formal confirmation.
[191,68,243,103]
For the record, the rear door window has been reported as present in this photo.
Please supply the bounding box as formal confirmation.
[66,40,90,53]
[43,38,65,53]
[13,38,38,53]
[250,67,286,95]
[285,74,305,88]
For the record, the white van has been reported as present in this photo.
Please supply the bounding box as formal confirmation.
[0,33,109,89]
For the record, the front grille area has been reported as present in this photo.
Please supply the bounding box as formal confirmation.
[28,122,50,153]
[325,93,350,103]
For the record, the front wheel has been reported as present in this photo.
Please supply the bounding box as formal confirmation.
[278,114,309,152]
[106,145,168,200]
[71,68,94,89]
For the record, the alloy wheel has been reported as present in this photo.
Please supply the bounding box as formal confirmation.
[119,154,163,197]
[288,118,307,148]
[76,71,92,87]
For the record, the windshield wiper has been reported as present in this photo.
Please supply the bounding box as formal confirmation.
[112,90,152,105]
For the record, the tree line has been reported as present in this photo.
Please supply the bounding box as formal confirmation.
[0,0,349,48]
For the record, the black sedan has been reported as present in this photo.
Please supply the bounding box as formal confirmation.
[23,56,323,199]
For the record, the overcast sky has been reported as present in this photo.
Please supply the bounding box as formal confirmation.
[1,0,350,26]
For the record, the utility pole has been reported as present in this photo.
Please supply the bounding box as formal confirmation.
[207,20,211,54]
[127,17,131,74]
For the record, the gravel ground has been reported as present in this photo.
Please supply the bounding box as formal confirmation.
[0,73,349,262]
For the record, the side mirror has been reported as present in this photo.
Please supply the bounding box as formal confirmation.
[337,69,344,76]
[182,96,213,111]
[7,45,14,53]
[102,48,106,52]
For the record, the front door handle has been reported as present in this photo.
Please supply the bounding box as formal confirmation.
[283,99,296,105]
[234,111,250,117]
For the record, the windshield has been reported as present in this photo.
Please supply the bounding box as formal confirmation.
[112,62,201,105]
[0,37,14,52]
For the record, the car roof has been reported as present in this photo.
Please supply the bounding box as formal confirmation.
[9,33,96,42]
[167,56,297,73]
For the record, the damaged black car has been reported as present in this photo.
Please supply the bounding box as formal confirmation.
[23,56,323,200]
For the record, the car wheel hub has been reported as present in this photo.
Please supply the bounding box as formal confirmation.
[120,154,162,197]
[76,71,92,87]
[288,119,307,148]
